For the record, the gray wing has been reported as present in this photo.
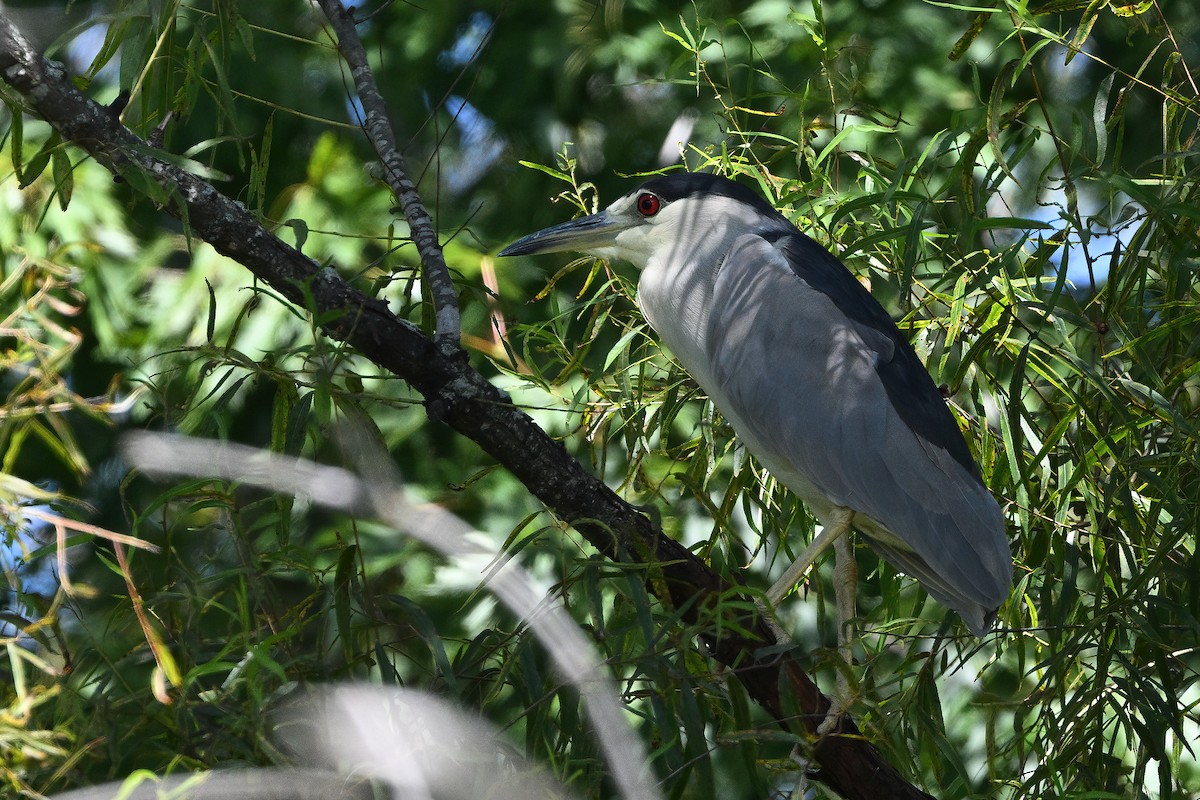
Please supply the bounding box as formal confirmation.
[705,231,1012,625]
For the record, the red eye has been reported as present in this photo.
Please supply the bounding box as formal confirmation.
[636,192,662,217]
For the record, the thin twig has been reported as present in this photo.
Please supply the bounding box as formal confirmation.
[315,0,461,351]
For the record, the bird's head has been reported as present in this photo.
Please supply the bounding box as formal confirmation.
[498,172,791,270]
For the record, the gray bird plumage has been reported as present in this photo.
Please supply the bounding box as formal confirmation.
[500,172,1012,635]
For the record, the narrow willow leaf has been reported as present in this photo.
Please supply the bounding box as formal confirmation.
[1110,0,1152,15]
[987,60,1022,186]
[1067,0,1106,63]
[948,12,988,62]
[334,545,359,664]
[18,131,60,189]
[50,149,72,210]
[205,278,218,342]
[517,160,571,181]
[1093,73,1116,165]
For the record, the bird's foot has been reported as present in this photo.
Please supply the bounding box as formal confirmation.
[817,695,847,736]
[766,506,854,607]
[820,532,858,735]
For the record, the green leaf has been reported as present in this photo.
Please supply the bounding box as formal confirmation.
[284,218,308,250]
[18,132,60,189]
[517,160,571,182]
[948,12,989,62]
[1067,0,1106,61]
[334,544,360,663]
[986,60,1022,186]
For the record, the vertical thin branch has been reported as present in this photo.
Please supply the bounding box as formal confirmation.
[315,0,461,351]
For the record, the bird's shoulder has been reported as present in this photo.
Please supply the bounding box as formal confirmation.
[754,229,903,343]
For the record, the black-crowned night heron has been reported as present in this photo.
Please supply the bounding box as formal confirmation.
[499,172,1012,636]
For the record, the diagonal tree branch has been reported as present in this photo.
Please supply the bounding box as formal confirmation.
[0,13,931,800]
[315,0,461,350]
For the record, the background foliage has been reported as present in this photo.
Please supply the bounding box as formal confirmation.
[2,0,1199,797]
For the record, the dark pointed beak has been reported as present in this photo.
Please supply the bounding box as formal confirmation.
[498,210,630,257]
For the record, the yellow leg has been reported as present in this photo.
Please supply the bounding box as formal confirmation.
[831,530,858,661]
[766,506,854,607]
[818,531,858,734]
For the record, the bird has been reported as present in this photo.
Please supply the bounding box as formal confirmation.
[499,171,1012,636]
